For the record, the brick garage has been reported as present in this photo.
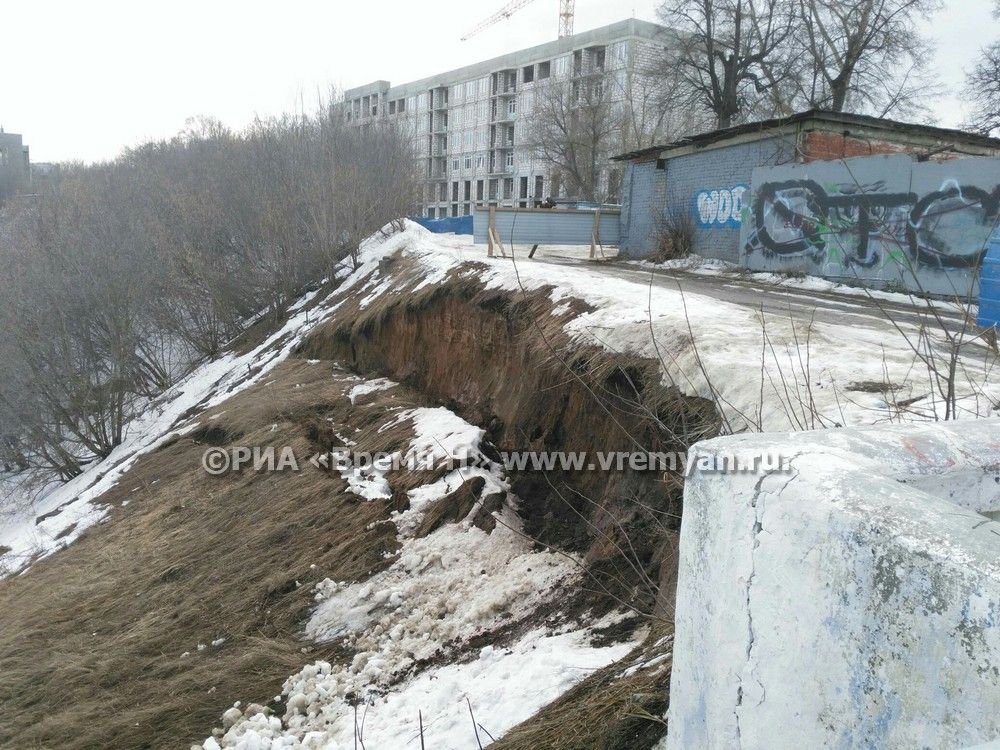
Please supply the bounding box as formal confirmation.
[800,129,910,161]
[615,109,1000,260]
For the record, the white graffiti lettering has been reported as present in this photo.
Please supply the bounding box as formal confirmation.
[694,185,748,227]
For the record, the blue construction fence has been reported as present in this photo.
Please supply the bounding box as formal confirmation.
[411,216,473,235]
[978,227,1000,329]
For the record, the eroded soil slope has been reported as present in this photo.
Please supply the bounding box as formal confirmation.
[0,233,716,748]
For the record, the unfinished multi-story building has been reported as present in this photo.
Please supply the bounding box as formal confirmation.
[0,130,30,204]
[343,18,670,218]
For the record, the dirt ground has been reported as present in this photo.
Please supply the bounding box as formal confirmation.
[0,359,424,748]
[0,266,704,748]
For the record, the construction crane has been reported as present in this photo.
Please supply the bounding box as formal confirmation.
[460,0,575,41]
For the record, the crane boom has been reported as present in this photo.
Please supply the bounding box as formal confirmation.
[460,0,538,41]
[460,0,575,41]
[558,0,576,38]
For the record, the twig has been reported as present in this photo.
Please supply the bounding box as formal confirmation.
[467,697,484,750]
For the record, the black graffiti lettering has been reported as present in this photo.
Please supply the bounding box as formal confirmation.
[906,185,1000,269]
[753,180,831,256]
[750,179,999,270]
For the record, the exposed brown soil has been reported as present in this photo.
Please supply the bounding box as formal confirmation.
[0,246,718,749]
[847,380,903,393]
[0,361,427,749]
[298,258,720,618]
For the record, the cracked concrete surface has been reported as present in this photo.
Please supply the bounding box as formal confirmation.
[668,420,1000,749]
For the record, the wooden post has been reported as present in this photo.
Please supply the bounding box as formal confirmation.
[590,208,602,260]
[529,244,538,258]
[490,225,507,258]
[487,206,496,257]
[486,206,509,258]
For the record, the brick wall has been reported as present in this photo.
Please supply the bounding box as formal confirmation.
[801,130,909,162]
[800,129,979,162]
[620,122,999,261]
[739,153,996,296]
[619,157,664,256]
[621,135,797,260]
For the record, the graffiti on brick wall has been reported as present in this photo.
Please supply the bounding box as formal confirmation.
[744,178,1000,270]
[694,185,749,228]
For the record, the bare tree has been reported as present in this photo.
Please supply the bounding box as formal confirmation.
[523,72,625,202]
[795,0,941,117]
[657,0,799,129]
[623,49,714,150]
[963,2,1000,135]
[522,53,696,203]
[0,92,420,479]
[965,42,1000,135]
[305,109,420,270]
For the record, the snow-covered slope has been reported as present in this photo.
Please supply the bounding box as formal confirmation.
[200,225,998,748]
[212,396,637,748]
[2,221,995,749]
[0,228,406,577]
[9,219,990,579]
[331,223,998,432]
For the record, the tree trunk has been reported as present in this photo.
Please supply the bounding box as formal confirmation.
[829,78,849,112]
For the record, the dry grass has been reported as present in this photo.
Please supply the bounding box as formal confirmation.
[846,380,903,394]
[300,265,718,620]
[0,359,429,749]
[489,625,673,750]
[653,209,695,263]
[0,245,716,748]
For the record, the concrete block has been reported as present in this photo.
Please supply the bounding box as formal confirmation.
[669,420,1000,749]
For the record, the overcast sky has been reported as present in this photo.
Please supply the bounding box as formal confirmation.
[3,0,997,163]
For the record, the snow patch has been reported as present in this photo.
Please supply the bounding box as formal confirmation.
[346,377,398,405]
[219,627,631,750]
[212,388,632,749]
[0,223,412,577]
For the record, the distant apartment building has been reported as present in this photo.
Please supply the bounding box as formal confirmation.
[30,162,62,192]
[343,19,670,218]
[0,130,30,203]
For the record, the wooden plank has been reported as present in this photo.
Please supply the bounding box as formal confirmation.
[590,209,602,259]
[486,206,621,216]
[489,225,507,258]
[487,206,496,257]
[595,209,605,258]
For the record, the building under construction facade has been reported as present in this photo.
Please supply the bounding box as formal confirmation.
[0,131,30,204]
[343,18,668,218]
